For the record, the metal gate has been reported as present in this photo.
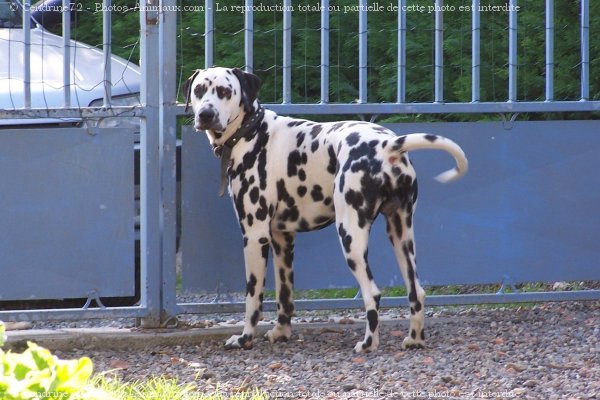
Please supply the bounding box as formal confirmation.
[1,0,599,325]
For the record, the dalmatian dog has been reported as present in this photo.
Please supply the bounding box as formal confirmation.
[183,67,468,353]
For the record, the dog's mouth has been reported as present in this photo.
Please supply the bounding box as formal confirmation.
[195,120,225,133]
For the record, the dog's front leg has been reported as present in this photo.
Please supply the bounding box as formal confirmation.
[265,230,296,343]
[224,235,270,350]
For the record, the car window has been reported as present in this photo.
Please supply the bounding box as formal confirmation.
[0,1,22,28]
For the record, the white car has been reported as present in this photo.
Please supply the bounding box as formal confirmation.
[0,0,141,127]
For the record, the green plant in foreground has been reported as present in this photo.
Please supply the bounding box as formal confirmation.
[0,320,109,400]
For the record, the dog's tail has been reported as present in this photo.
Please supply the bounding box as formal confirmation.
[393,134,468,183]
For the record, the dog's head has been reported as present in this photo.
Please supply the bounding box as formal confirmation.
[183,67,261,145]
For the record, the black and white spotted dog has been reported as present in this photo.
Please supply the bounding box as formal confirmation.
[184,67,468,353]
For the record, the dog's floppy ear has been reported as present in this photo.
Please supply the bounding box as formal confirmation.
[232,68,261,113]
[183,69,202,112]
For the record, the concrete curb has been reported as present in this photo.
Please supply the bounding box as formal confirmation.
[4,317,460,351]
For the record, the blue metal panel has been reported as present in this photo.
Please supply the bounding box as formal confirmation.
[182,121,600,293]
[0,128,135,300]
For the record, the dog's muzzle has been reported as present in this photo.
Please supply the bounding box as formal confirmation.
[195,107,223,132]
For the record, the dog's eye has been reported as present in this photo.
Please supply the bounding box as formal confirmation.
[194,84,207,99]
[216,86,232,100]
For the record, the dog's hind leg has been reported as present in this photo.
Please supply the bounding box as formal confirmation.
[335,212,381,353]
[385,206,426,349]
[265,230,296,343]
[224,233,270,350]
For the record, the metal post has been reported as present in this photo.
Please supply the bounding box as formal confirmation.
[245,0,253,72]
[62,0,71,107]
[434,0,443,103]
[283,0,292,103]
[320,0,329,104]
[205,0,214,68]
[358,0,367,103]
[580,0,589,101]
[22,0,31,108]
[159,0,179,320]
[508,0,517,102]
[102,0,112,106]
[472,0,480,103]
[545,0,554,102]
[397,0,406,103]
[139,0,162,327]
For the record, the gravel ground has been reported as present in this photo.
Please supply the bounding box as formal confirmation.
[43,300,599,399]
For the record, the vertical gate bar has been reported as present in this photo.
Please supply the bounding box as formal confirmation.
[508,0,517,102]
[139,0,162,325]
[159,0,179,318]
[434,0,443,103]
[205,0,214,68]
[397,0,406,103]
[320,0,329,104]
[62,0,71,107]
[245,0,253,72]
[102,0,112,106]
[545,0,554,102]
[22,0,31,108]
[358,0,367,103]
[580,0,589,101]
[471,0,480,103]
[283,0,292,103]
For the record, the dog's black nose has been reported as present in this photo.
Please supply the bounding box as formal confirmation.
[199,108,215,123]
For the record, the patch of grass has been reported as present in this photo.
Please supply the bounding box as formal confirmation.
[92,375,268,400]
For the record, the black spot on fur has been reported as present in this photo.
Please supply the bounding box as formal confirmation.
[310,125,323,139]
[367,310,378,332]
[327,145,337,174]
[420,329,425,341]
[299,218,309,231]
[310,185,324,202]
[311,140,320,152]
[391,136,406,151]
[344,189,364,210]
[216,85,232,100]
[338,224,352,253]
[411,329,417,339]
[278,314,291,326]
[296,131,306,147]
[255,197,269,221]
[366,265,374,281]
[297,185,307,197]
[249,187,259,204]
[414,300,422,312]
[425,134,438,142]
[362,336,373,350]
[251,310,260,326]
[194,84,207,99]
[346,132,360,146]
[279,284,294,315]
[246,274,257,297]
[261,243,269,259]
[374,294,381,310]
[298,169,307,181]
[287,150,302,177]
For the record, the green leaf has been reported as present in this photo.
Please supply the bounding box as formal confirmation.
[55,357,93,393]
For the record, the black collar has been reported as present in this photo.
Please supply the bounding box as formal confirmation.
[213,106,264,196]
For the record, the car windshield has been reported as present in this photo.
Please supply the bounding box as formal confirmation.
[0,1,22,28]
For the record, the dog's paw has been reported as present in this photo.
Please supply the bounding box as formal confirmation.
[264,325,292,344]
[224,334,253,350]
[354,336,379,354]
[401,336,425,350]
